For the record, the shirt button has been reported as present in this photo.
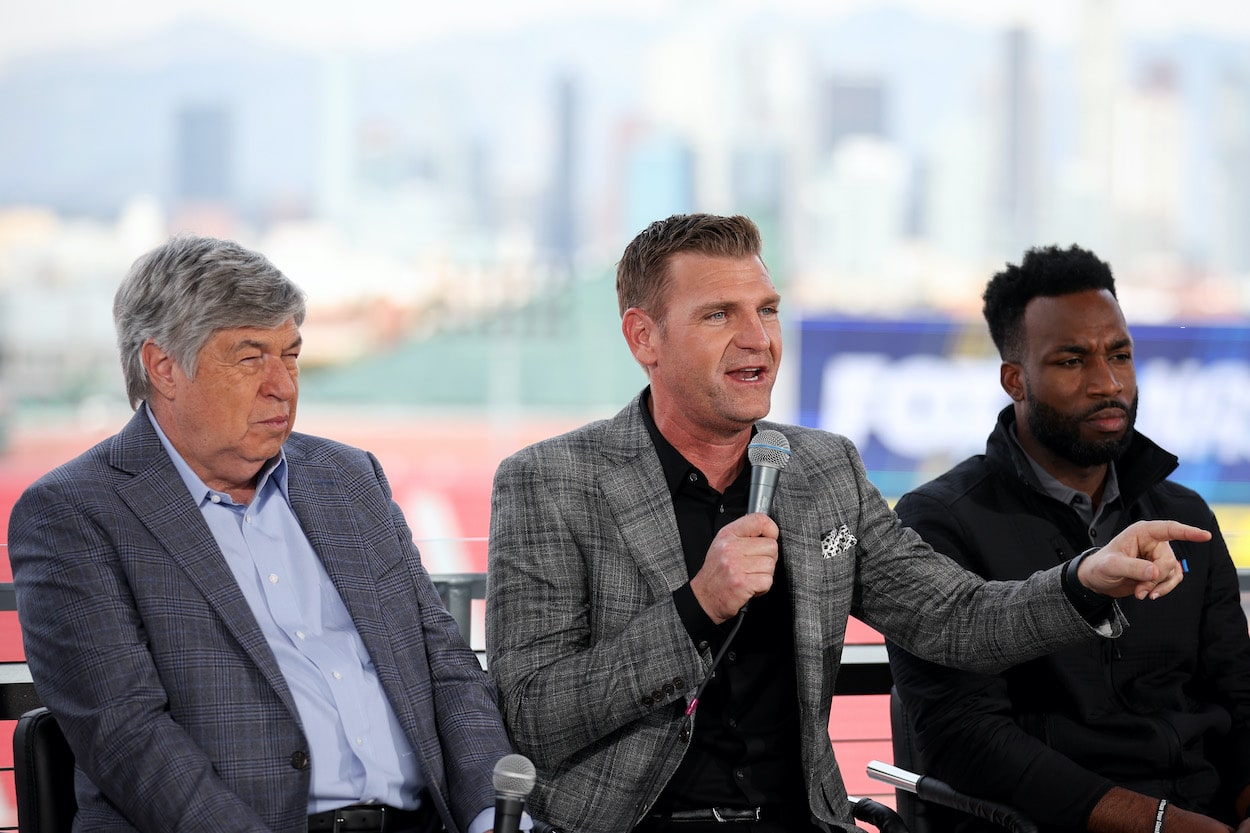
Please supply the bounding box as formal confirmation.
[295,630,306,640]
[728,718,738,728]
[268,573,279,584]
[688,473,698,482]
[727,651,737,662]
[333,671,343,680]
[355,737,364,746]
[209,494,221,504]
[735,769,745,780]
[697,641,709,651]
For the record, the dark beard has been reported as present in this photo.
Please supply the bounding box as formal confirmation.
[1026,391,1138,467]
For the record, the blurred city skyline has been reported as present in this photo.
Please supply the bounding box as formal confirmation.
[4,0,1250,563]
[1,0,1249,426]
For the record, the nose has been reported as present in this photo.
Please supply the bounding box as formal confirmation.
[1087,357,1125,397]
[261,355,298,400]
[735,313,773,351]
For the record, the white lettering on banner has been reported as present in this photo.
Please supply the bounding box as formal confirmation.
[819,353,1250,468]
[1137,359,1250,465]
[819,354,1003,458]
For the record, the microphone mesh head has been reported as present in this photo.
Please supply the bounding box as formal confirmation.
[748,429,792,470]
[492,753,537,798]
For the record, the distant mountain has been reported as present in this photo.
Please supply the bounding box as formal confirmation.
[0,4,1244,231]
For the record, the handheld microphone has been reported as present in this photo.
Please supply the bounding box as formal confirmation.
[747,429,792,516]
[492,753,536,833]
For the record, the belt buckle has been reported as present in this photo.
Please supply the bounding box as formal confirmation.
[712,807,761,823]
[331,805,385,833]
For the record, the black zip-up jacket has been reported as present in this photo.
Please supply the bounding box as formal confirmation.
[887,406,1250,832]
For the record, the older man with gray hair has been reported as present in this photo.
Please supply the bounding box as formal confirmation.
[9,235,520,833]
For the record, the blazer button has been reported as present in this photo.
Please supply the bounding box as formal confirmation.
[651,689,664,702]
[663,683,674,696]
[673,677,686,691]
[641,695,654,707]
[290,750,310,770]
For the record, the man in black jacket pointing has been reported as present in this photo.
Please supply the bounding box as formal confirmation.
[888,244,1250,833]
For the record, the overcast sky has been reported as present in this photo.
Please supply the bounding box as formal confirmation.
[2,0,1247,62]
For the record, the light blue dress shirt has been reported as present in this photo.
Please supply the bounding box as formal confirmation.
[147,409,507,833]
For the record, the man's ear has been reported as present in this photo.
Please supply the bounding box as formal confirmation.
[1001,361,1026,402]
[141,340,178,401]
[621,307,659,369]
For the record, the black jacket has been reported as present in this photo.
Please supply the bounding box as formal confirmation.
[887,406,1250,832]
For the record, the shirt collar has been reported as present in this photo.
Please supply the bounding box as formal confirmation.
[144,403,288,505]
[1007,418,1122,510]
[638,387,756,498]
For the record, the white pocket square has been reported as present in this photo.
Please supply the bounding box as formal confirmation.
[821,525,857,558]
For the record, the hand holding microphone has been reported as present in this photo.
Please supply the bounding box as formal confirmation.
[690,431,791,624]
[747,429,791,515]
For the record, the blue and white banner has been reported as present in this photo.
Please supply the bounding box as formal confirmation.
[798,317,1250,502]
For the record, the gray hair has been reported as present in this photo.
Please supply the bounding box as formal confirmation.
[114,235,307,408]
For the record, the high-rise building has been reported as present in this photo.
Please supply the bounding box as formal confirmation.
[621,130,696,240]
[175,104,232,203]
[1212,71,1250,276]
[544,73,579,267]
[999,25,1039,258]
[1112,62,1183,257]
[820,78,886,156]
[171,103,235,236]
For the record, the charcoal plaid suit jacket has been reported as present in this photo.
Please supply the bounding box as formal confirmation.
[9,409,511,833]
[486,391,1115,833]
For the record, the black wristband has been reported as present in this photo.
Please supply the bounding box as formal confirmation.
[1063,547,1113,616]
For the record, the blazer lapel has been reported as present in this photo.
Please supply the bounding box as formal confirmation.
[284,448,405,682]
[767,426,850,707]
[599,396,690,598]
[110,411,298,715]
[282,440,436,761]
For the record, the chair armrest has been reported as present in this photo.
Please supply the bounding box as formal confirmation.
[848,793,910,833]
[867,760,1038,833]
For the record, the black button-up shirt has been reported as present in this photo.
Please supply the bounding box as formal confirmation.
[640,394,805,812]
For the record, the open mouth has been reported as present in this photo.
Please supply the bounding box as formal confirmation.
[732,367,764,382]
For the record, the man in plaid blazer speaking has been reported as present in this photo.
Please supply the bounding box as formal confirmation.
[9,235,519,833]
[485,213,1208,833]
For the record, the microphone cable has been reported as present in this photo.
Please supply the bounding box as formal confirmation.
[684,606,747,719]
[629,605,750,828]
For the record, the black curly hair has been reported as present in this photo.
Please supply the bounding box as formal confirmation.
[982,244,1116,362]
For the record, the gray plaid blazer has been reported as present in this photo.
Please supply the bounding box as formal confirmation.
[9,409,512,833]
[486,392,1113,833]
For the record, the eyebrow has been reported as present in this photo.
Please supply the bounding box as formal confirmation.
[693,294,782,316]
[1053,337,1132,354]
[234,335,303,353]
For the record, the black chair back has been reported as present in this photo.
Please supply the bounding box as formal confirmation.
[13,707,76,833]
[888,686,1036,833]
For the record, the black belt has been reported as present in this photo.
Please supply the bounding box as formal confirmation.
[307,803,428,833]
[655,807,765,823]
